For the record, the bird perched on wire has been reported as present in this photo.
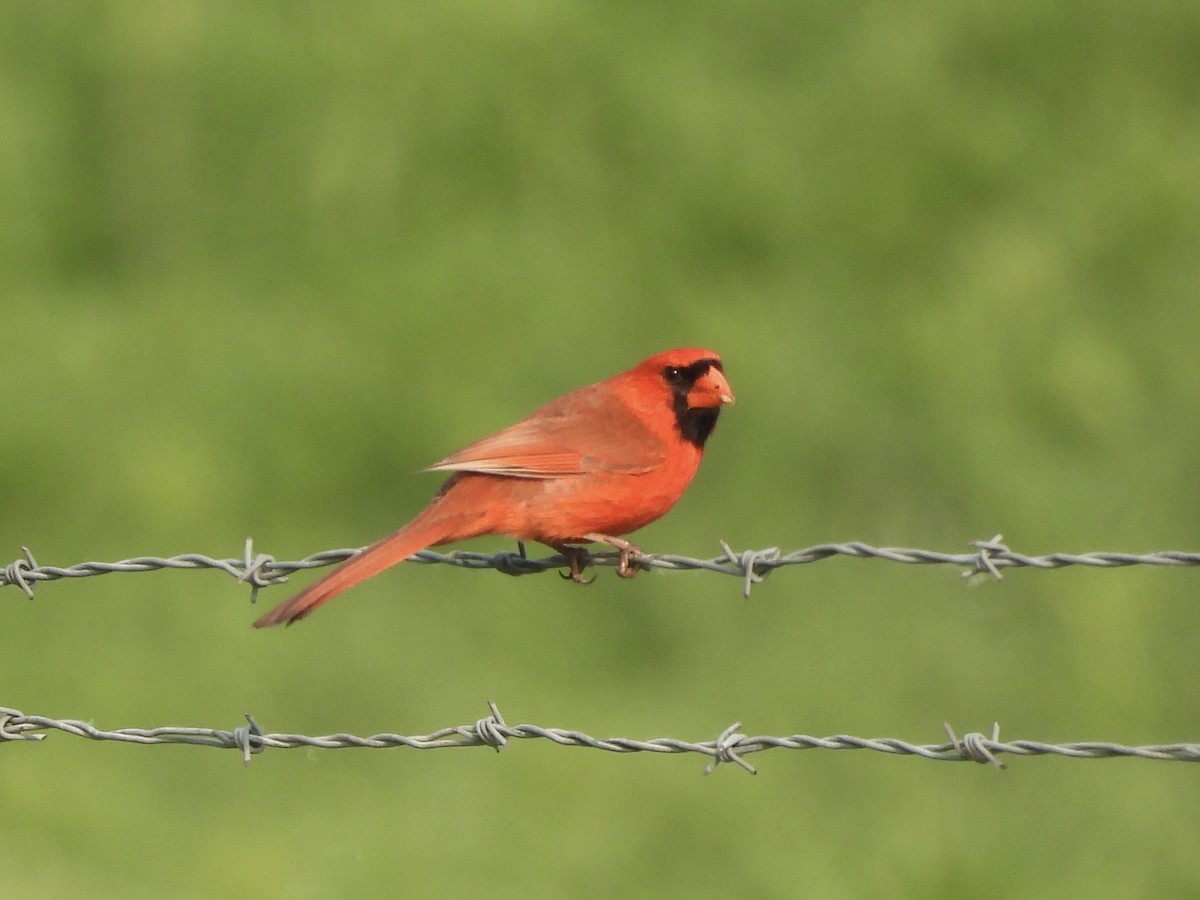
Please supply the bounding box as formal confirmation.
[253,347,734,627]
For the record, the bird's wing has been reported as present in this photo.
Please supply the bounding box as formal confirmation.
[424,383,665,479]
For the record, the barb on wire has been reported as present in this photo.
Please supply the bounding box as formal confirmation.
[3,702,1199,772]
[3,535,1199,602]
[3,546,38,599]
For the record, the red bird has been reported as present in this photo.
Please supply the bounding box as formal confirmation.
[252,348,734,627]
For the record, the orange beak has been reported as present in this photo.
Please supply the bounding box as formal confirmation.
[689,367,736,408]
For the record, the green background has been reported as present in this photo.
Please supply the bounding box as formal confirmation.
[4,2,1199,896]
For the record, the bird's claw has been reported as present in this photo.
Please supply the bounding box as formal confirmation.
[579,533,646,580]
[559,569,596,585]
[557,545,596,584]
[555,536,645,584]
[615,546,648,579]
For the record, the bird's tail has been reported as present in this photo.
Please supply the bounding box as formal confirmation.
[253,490,464,628]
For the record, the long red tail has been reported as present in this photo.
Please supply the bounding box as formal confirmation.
[253,492,466,627]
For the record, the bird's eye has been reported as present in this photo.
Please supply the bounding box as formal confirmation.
[663,366,681,381]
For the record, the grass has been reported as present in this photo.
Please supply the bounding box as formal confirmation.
[3,1,1200,896]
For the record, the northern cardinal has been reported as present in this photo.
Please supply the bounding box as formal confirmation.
[253,348,734,627]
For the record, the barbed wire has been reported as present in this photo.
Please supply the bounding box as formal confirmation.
[7,540,1199,774]
[4,535,1199,603]
[3,702,1197,772]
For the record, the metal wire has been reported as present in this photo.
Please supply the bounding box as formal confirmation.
[2,702,1197,772]
[6,538,1198,773]
[4,535,1199,602]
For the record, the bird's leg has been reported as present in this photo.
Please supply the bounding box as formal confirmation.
[551,544,596,584]
[580,533,647,579]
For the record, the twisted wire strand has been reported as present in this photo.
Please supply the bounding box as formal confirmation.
[3,703,1197,772]
[8,541,1197,773]
[3,536,1199,602]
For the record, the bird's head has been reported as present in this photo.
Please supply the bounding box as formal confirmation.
[638,348,734,447]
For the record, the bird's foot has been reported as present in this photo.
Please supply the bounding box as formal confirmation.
[581,533,647,580]
[555,545,596,584]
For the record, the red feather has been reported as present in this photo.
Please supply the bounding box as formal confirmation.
[253,348,733,626]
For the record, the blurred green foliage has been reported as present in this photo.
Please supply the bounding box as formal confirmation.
[3,1,1200,896]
